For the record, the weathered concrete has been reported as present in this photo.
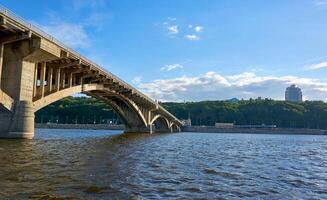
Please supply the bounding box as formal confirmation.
[0,40,37,138]
[0,6,182,139]
[3,101,34,139]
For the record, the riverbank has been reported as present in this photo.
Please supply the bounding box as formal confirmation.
[36,123,125,130]
[36,123,327,135]
[183,126,327,135]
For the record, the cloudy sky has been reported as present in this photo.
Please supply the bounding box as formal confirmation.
[2,0,327,101]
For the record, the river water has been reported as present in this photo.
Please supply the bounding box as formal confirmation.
[0,129,327,199]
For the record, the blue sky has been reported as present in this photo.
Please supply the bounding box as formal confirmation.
[1,0,327,101]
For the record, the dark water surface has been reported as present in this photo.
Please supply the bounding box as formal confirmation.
[0,129,327,199]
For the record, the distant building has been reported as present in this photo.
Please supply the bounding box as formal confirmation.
[182,119,192,126]
[215,123,234,128]
[285,84,303,103]
[181,113,192,126]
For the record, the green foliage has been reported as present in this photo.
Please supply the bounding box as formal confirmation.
[162,99,327,129]
[36,97,327,129]
[36,96,119,124]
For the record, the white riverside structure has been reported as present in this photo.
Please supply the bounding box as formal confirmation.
[0,5,182,139]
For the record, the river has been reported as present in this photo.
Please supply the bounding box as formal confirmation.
[0,129,326,199]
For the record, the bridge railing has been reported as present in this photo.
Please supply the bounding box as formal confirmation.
[0,5,118,83]
[0,5,155,99]
[0,4,181,124]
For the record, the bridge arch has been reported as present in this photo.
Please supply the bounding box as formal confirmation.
[34,84,100,111]
[150,114,170,132]
[33,83,148,130]
[170,123,181,132]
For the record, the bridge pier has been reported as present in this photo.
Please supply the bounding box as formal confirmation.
[0,101,34,139]
[0,39,41,139]
[124,125,173,134]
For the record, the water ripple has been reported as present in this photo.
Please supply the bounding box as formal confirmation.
[0,130,327,199]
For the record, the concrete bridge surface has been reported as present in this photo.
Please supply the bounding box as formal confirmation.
[0,5,182,139]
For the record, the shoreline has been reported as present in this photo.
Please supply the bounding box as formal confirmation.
[35,123,327,135]
[182,126,327,135]
[36,123,125,130]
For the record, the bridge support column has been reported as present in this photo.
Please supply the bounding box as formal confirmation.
[0,40,37,139]
[0,43,4,89]
[1,101,34,139]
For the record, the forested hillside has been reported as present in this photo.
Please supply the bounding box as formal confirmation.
[36,97,327,129]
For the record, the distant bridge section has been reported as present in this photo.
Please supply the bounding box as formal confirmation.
[0,5,182,139]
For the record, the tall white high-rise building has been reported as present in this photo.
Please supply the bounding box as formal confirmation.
[285,84,303,102]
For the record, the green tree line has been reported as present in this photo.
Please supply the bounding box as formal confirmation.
[36,97,327,129]
[36,96,120,124]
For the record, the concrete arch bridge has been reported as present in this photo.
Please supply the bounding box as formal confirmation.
[0,6,182,139]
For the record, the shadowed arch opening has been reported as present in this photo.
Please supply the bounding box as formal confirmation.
[87,92,147,129]
[171,123,180,132]
[151,114,170,133]
[35,96,121,125]
[34,83,148,130]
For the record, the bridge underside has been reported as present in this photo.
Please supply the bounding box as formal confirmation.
[0,12,182,139]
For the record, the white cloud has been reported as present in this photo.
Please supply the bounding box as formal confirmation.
[135,71,327,101]
[185,25,203,41]
[40,22,89,49]
[35,10,112,49]
[194,26,204,32]
[161,19,203,39]
[167,25,179,34]
[132,76,142,84]
[161,64,183,71]
[306,61,327,70]
[185,34,200,41]
[160,17,179,36]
